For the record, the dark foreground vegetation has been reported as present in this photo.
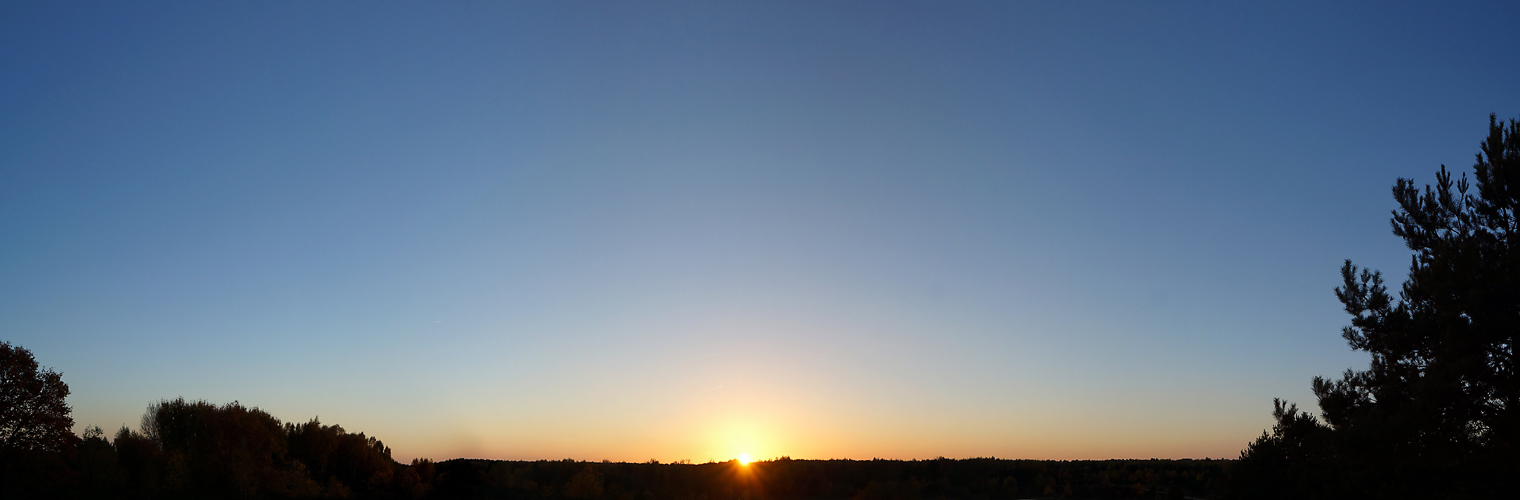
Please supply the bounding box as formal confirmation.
[1229,114,1520,500]
[5,396,436,499]
[5,114,1518,499]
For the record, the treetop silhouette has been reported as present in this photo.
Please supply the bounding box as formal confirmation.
[0,341,74,454]
[1237,114,1520,499]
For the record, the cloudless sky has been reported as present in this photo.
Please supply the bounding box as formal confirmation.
[3,1,1518,463]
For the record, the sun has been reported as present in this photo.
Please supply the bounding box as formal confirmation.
[738,453,752,465]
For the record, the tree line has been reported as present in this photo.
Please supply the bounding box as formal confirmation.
[2,337,1230,499]
[427,457,1227,500]
[0,364,1227,499]
[3,391,435,499]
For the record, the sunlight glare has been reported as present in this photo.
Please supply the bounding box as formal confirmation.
[738,453,752,465]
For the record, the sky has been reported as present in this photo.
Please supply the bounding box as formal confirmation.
[3,1,1518,463]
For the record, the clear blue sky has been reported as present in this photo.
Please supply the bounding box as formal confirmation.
[3,1,1517,462]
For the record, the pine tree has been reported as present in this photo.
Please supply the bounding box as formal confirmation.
[1238,115,1520,499]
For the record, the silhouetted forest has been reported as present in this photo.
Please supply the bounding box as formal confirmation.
[425,457,1227,500]
[0,358,1229,500]
[15,401,1236,500]
[8,398,436,499]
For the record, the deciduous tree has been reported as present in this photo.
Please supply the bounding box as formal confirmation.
[0,341,74,453]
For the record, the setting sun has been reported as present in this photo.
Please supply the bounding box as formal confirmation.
[738,454,751,465]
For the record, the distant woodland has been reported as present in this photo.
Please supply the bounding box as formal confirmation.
[4,396,1230,499]
[3,344,1229,500]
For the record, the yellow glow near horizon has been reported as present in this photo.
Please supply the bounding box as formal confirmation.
[738,453,751,465]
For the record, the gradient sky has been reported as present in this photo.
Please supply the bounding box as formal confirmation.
[3,1,1518,463]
